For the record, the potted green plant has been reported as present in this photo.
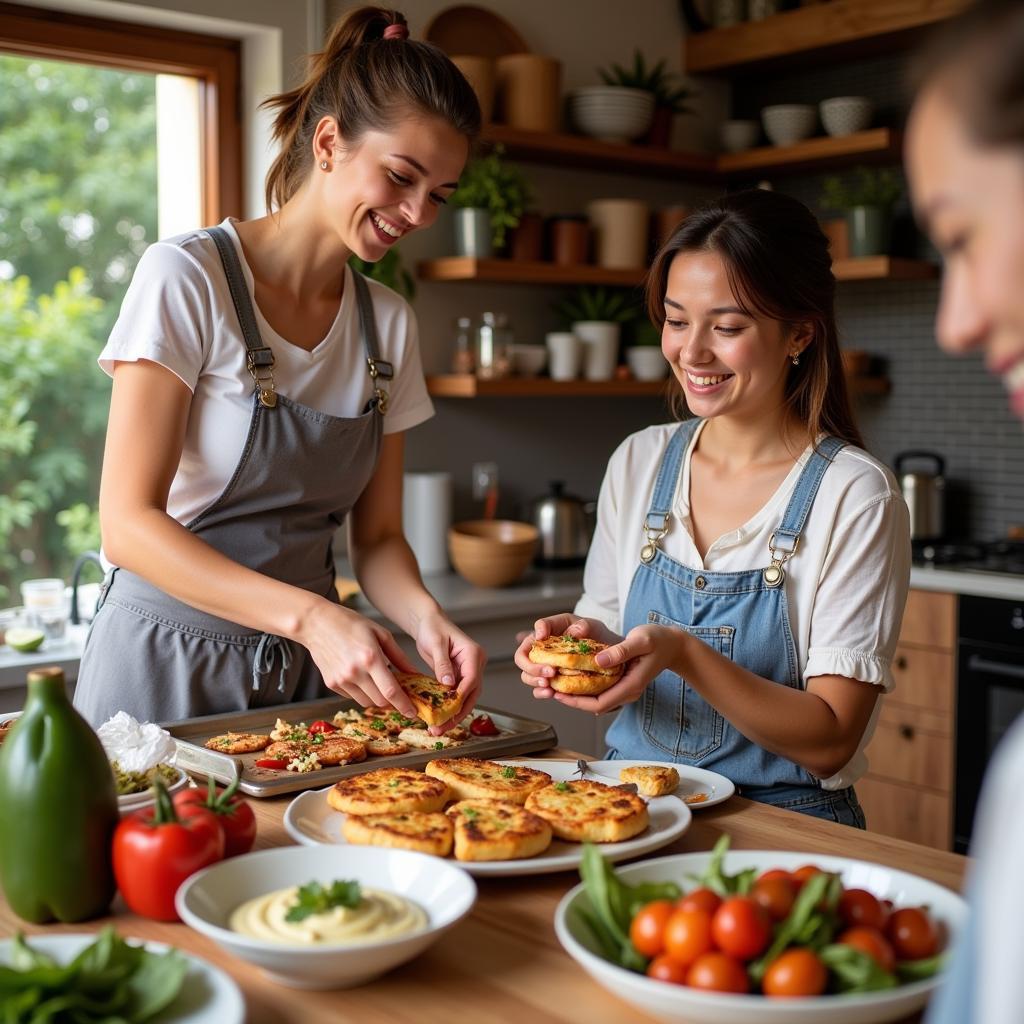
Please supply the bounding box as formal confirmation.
[449,144,531,258]
[348,249,415,300]
[553,287,639,381]
[820,167,903,258]
[624,320,668,381]
[599,50,695,148]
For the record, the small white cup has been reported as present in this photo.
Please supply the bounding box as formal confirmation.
[546,332,582,381]
[20,578,69,640]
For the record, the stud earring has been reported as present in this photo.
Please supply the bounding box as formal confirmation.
[791,352,801,366]
[320,160,329,171]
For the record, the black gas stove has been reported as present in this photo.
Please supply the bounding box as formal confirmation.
[912,538,1024,576]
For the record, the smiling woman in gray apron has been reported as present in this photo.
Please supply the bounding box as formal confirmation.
[74,7,485,728]
[516,190,911,824]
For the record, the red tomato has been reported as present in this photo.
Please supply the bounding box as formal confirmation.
[173,775,257,858]
[751,876,797,922]
[113,781,224,921]
[711,897,772,960]
[887,907,940,961]
[757,868,793,885]
[838,926,896,973]
[254,758,287,769]
[762,948,828,997]
[686,952,749,994]
[646,954,689,985]
[629,900,675,959]
[791,864,822,890]
[307,720,338,734]
[839,888,888,931]
[469,714,500,737]
[677,887,722,916]
[663,907,715,967]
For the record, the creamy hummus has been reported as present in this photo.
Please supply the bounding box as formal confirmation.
[229,885,427,945]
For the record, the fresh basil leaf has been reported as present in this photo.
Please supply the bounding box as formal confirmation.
[820,943,898,992]
[895,953,948,980]
[285,880,363,923]
[123,948,189,1021]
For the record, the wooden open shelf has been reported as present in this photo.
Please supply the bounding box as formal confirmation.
[417,255,937,286]
[427,373,890,398]
[718,128,901,177]
[482,124,718,181]
[683,0,966,74]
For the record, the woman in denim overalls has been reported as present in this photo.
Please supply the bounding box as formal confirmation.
[517,190,911,826]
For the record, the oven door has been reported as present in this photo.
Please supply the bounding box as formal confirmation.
[955,642,1024,852]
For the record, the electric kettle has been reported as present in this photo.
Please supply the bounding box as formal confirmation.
[894,451,946,541]
[527,481,595,566]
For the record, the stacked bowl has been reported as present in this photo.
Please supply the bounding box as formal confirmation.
[570,86,655,143]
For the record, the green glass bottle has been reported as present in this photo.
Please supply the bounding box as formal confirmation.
[0,666,117,922]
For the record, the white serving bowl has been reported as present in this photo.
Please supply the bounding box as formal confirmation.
[570,86,655,143]
[555,849,967,1024]
[177,844,476,990]
[761,104,817,146]
[118,764,190,815]
[820,96,874,137]
[626,346,669,381]
[719,119,761,153]
[509,343,548,377]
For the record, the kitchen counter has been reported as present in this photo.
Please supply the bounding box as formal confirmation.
[910,566,1024,602]
[0,748,966,1024]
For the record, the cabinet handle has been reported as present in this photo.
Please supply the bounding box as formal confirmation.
[899,724,915,740]
[895,656,908,671]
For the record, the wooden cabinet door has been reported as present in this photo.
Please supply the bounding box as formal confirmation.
[856,775,951,849]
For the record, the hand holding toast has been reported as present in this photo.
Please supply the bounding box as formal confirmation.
[410,610,486,733]
[514,614,624,700]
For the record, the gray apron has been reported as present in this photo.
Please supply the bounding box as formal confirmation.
[74,226,391,726]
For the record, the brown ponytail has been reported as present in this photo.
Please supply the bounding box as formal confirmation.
[261,6,481,212]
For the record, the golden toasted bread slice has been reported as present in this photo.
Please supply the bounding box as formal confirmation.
[424,758,551,804]
[205,731,271,754]
[528,635,614,672]
[619,764,680,797]
[342,811,453,856]
[548,666,623,696]
[446,799,552,861]
[525,780,649,843]
[327,768,449,815]
[393,672,464,726]
[398,728,461,751]
[336,722,411,756]
[309,735,367,766]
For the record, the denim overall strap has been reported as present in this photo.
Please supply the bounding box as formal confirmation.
[769,436,847,556]
[645,420,701,535]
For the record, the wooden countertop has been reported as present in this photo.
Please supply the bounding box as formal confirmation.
[1,751,966,1024]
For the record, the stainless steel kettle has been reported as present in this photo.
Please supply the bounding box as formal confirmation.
[527,481,594,567]
[895,451,946,541]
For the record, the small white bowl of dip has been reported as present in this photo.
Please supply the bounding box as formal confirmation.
[176,844,477,989]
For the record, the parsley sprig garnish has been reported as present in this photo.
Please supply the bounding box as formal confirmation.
[555,781,570,792]
[501,766,516,779]
[285,880,362,922]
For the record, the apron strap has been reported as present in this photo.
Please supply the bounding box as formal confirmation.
[770,436,847,554]
[349,269,393,415]
[644,419,702,534]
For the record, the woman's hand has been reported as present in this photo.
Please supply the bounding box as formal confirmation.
[550,623,686,714]
[513,613,622,701]
[298,599,420,718]
[413,611,487,733]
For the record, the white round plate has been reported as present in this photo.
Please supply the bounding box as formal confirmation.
[584,758,736,810]
[556,849,967,1024]
[0,933,245,1024]
[284,758,692,877]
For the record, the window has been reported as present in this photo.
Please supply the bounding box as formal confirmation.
[0,2,241,604]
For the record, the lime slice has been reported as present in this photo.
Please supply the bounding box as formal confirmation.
[5,627,45,653]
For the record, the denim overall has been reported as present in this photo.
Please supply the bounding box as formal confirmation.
[604,419,866,827]
[74,226,389,726]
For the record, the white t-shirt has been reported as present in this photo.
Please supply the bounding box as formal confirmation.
[98,218,434,527]
[575,419,911,790]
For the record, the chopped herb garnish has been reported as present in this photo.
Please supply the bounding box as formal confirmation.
[388,779,400,788]
[370,719,388,731]
[461,807,479,819]
[433,741,445,750]
[576,640,592,654]
[501,766,516,779]
[285,880,362,922]
[555,781,570,792]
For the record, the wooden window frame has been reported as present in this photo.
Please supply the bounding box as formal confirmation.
[0,1,243,221]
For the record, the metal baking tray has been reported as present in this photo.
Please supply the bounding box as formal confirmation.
[166,697,558,798]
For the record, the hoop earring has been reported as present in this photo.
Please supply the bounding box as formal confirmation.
[320,160,329,171]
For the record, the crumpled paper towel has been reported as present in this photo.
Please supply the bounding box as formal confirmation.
[97,711,177,772]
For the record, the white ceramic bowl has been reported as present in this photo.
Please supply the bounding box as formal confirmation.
[509,343,548,377]
[820,96,874,137]
[555,849,967,1024]
[719,119,761,154]
[626,346,669,381]
[177,844,476,990]
[571,86,655,143]
[118,764,190,815]
[761,104,817,146]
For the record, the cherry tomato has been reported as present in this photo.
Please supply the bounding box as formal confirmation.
[838,926,896,973]
[762,948,828,997]
[751,875,797,922]
[469,714,500,737]
[663,906,715,967]
[711,897,772,960]
[173,775,257,858]
[646,953,689,985]
[686,952,749,994]
[254,758,287,770]
[791,864,823,890]
[838,888,888,931]
[887,907,940,961]
[757,868,793,885]
[307,720,337,734]
[677,887,722,916]
[629,900,675,959]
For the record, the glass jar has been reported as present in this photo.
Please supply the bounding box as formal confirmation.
[476,312,511,379]
[450,316,475,374]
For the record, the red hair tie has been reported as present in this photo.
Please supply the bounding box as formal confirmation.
[383,23,409,40]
